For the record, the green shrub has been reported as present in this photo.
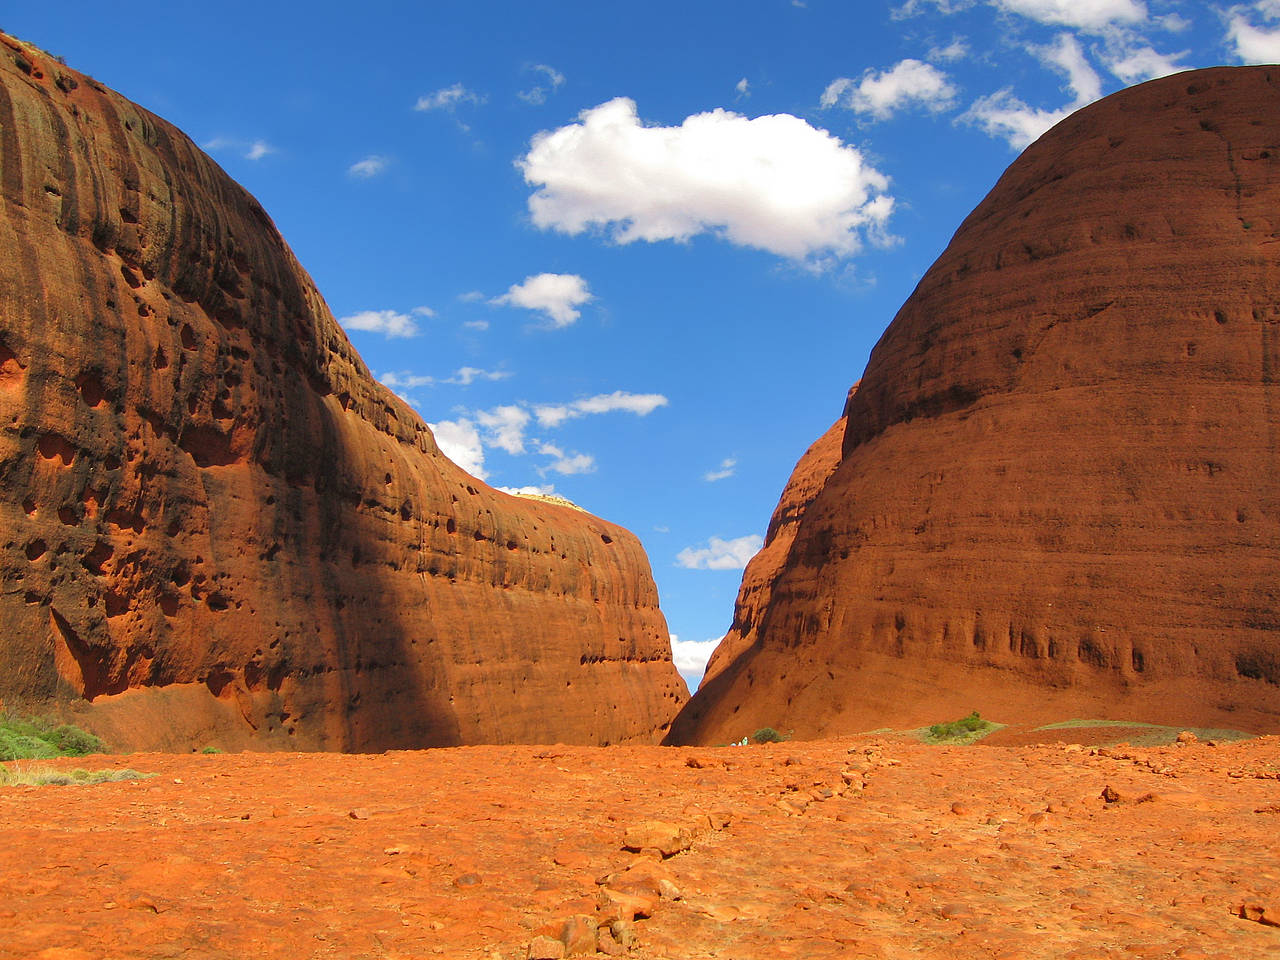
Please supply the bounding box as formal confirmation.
[0,714,104,760]
[200,746,223,755]
[751,727,787,744]
[926,710,993,743]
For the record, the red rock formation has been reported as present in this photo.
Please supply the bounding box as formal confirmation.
[0,35,685,751]
[697,405,847,691]
[670,66,1280,745]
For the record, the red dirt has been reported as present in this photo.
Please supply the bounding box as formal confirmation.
[3,735,1279,959]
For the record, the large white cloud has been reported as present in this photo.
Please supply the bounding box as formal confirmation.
[1103,45,1187,82]
[964,33,1103,149]
[475,405,531,455]
[676,535,764,571]
[430,418,487,478]
[821,59,958,119]
[670,634,724,689]
[491,273,592,328]
[339,309,420,338]
[518,97,894,262]
[1228,3,1280,63]
[990,0,1146,31]
[534,391,669,428]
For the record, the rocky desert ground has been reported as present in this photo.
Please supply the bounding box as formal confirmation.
[2,729,1278,960]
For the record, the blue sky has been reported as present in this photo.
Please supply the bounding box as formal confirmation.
[10,1,1278,691]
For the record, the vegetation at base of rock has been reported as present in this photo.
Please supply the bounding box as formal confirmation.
[925,711,995,744]
[0,714,104,761]
[200,746,223,754]
[0,764,152,787]
[751,727,787,744]
[1035,718,1255,747]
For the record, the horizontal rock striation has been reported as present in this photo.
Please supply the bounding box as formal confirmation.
[0,35,685,751]
[670,66,1280,745]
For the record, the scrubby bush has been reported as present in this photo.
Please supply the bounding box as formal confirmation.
[0,715,104,760]
[926,710,993,743]
[751,727,787,744]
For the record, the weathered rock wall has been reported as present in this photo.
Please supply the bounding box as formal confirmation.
[670,67,1280,745]
[0,35,685,751]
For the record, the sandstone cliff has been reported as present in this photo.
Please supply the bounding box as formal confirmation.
[0,35,686,751]
[670,66,1280,744]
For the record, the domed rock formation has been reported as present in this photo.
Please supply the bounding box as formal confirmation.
[0,35,685,751]
[670,66,1280,745]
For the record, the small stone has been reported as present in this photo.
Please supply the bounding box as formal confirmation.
[527,935,566,959]
[685,755,705,768]
[622,820,692,857]
[1100,785,1122,804]
[596,927,625,956]
[1176,730,1198,744]
[348,808,370,820]
[610,920,636,949]
[950,801,971,816]
[557,914,598,956]
[453,872,482,888]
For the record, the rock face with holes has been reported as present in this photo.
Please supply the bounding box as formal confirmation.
[0,35,685,751]
[669,66,1280,746]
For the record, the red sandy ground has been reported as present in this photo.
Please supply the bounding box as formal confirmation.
[2,735,1278,960]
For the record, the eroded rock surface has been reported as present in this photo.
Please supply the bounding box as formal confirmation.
[672,67,1280,745]
[0,35,685,751]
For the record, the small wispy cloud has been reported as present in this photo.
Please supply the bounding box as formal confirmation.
[491,273,592,328]
[821,59,958,120]
[703,457,737,482]
[349,155,389,178]
[204,137,276,161]
[518,64,565,105]
[735,77,751,98]
[676,535,764,571]
[415,83,486,112]
[534,391,668,428]
[339,309,421,338]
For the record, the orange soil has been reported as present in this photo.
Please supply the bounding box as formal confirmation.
[2,736,1278,959]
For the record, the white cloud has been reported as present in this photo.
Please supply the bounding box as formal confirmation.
[430,418,487,478]
[735,77,750,97]
[1228,3,1280,63]
[450,366,510,386]
[497,484,556,496]
[349,155,389,178]
[676,535,764,571]
[1104,45,1188,82]
[518,64,565,105]
[990,0,1147,32]
[537,443,595,475]
[703,457,737,482]
[380,367,509,393]
[339,309,421,338]
[379,371,436,391]
[476,405,531,455]
[491,273,592,328]
[415,83,485,111]
[930,39,971,61]
[963,33,1103,149]
[204,137,276,161]
[518,97,894,263]
[893,0,976,16]
[821,59,958,119]
[463,319,490,331]
[533,391,669,428]
[670,634,724,687]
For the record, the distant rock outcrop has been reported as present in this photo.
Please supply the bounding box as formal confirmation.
[0,35,685,751]
[670,66,1280,745]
